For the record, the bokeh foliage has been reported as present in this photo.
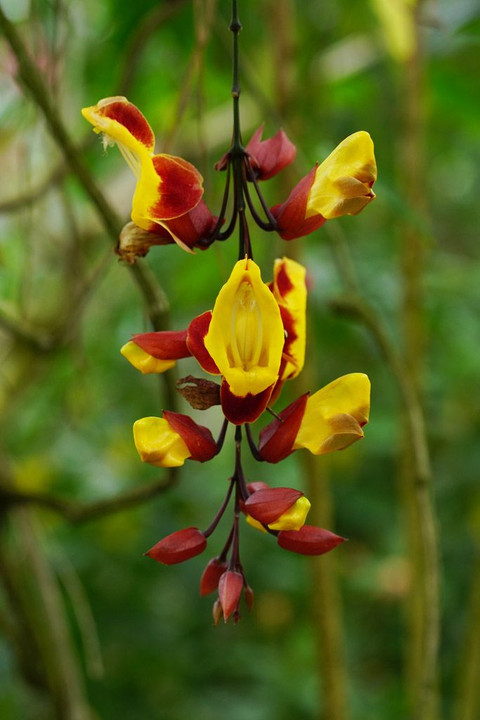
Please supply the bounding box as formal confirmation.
[1,1,480,719]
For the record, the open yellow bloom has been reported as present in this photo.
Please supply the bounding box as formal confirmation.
[133,417,190,468]
[306,131,377,220]
[204,258,285,397]
[294,373,371,454]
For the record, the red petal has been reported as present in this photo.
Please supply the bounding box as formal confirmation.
[199,557,229,596]
[246,481,270,494]
[150,155,203,220]
[258,393,309,463]
[220,381,273,425]
[244,487,303,525]
[218,570,244,622]
[99,99,155,151]
[146,527,206,564]
[131,330,190,360]
[271,166,327,240]
[163,411,217,462]
[161,200,218,250]
[246,125,296,181]
[186,311,220,374]
[277,525,346,556]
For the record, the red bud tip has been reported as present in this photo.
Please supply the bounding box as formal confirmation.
[199,557,229,596]
[145,527,207,565]
[244,487,303,525]
[218,570,244,622]
[277,525,346,556]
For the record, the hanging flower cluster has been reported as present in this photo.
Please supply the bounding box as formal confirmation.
[82,90,376,623]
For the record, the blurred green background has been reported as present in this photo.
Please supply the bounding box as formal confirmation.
[1,0,480,718]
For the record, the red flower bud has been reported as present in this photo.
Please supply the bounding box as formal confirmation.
[218,570,244,622]
[245,125,296,181]
[162,410,218,462]
[258,393,309,463]
[146,527,207,565]
[277,525,346,556]
[199,557,229,596]
[244,487,303,525]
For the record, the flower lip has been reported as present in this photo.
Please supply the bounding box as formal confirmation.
[204,258,285,397]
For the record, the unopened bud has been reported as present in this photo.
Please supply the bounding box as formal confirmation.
[146,527,207,565]
[218,570,244,622]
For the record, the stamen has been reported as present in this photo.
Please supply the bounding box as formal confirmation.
[118,143,141,178]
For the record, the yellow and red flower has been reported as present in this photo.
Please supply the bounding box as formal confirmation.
[123,256,306,426]
[82,96,216,251]
[271,131,377,240]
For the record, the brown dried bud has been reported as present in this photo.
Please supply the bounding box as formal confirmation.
[116,221,170,264]
[176,375,221,410]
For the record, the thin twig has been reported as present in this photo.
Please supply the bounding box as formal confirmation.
[0,471,177,524]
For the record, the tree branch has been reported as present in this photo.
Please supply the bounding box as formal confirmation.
[0,472,177,524]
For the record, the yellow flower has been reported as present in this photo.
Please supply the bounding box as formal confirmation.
[306,131,377,220]
[204,258,285,397]
[82,97,204,248]
[133,417,190,468]
[294,373,371,454]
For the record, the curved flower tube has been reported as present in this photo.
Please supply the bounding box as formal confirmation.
[271,131,377,240]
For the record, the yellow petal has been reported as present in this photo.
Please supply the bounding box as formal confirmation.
[133,417,190,468]
[268,496,311,531]
[81,97,155,178]
[294,373,370,455]
[120,341,176,374]
[271,257,307,380]
[306,132,377,220]
[204,258,285,397]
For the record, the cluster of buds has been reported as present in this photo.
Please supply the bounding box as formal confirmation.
[82,93,375,623]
